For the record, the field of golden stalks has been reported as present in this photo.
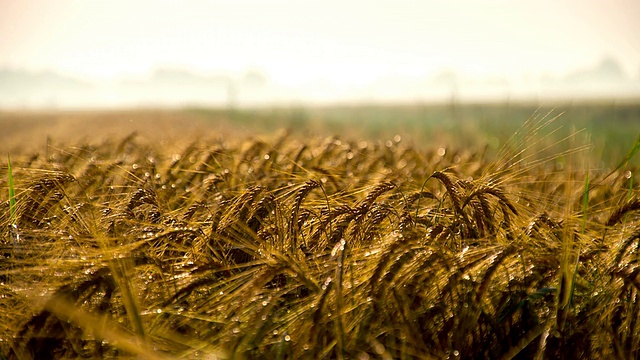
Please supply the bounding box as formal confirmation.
[1,103,640,359]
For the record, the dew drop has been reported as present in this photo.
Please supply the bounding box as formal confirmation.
[322,277,332,290]
[373,341,385,354]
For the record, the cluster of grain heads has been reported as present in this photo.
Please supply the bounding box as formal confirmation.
[0,123,639,359]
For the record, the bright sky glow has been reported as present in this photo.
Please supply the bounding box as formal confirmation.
[1,0,639,105]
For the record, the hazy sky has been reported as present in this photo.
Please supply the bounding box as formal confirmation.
[1,0,639,95]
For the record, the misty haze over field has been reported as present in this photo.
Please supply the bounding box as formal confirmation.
[1,56,639,109]
[2,1,639,109]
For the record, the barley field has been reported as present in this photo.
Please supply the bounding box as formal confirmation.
[1,102,640,359]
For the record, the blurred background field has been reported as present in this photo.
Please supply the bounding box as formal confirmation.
[2,99,639,169]
[2,1,640,110]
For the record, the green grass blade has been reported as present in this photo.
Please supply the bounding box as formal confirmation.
[581,168,589,234]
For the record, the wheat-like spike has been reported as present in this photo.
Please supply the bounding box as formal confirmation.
[19,172,76,227]
[467,197,488,237]
[357,203,396,243]
[166,141,198,178]
[405,191,438,208]
[525,212,562,239]
[373,248,417,303]
[248,191,275,224]
[361,204,394,243]
[425,223,445,241]
[320,205,355,223]
[216,185,265,233]
[203,171,229,196]
[369,238,413,295]
[289,180,321,254]
[127,187,158,211]
[114,131,139,154]
[428,171,463,214]
[296,208,311,232]
[398,209,416,232]
[613,227,640,265]
[182,201,204,221]
[359,181,396,210]
[325,219,353,249]
[346,204,368,243]
[606,198,640,227]
[237,264,290,299]
[308,205,355,248]
[613,263,640,294]
[475,246,515,303]
[466,186,516,237]
[290,144,308,173]
[241,140,266,164]
[210,187,269,265]
[462,186,518,216]
[27,172,76,196]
